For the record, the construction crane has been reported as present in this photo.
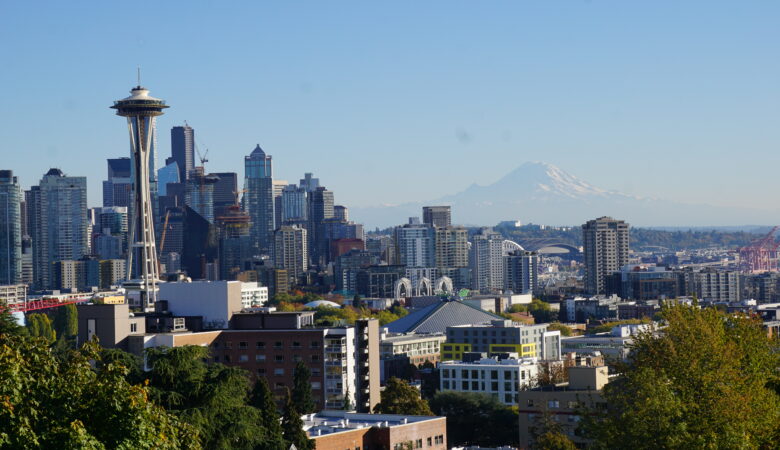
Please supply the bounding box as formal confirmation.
[195,143,209,166]
[738,226,780,273]
[157,210,172,274]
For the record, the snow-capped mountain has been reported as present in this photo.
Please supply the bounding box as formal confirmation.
[351,162,780,228]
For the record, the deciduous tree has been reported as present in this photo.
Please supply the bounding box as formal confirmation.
[373,377,433,415]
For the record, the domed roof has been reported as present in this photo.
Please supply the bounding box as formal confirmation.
[304,300,341,309]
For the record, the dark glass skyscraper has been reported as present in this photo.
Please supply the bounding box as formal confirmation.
[244,145,274,255]
[0,170,22,285]
[171,123,195,182]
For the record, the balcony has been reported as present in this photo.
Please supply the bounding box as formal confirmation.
[325,359,347,367]
[325,345,347,353]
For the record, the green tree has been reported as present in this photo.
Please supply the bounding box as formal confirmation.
[582,304,780,449]
[99,348,145,385]
[530,409,577,450]
[528,299,557,323]
[26,313,56,342]
[546,322,573,337]
[249,377,286,450]
[146,345,267,449]
[343,387,353,411]
[0,308,26,336]
[429,391,518,447]
[373,377,433,415]
[0,334,198,448]
[53,303,78,340]
[292,361,316,414]
[281,389,314,450]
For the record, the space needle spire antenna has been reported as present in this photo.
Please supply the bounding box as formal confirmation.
[111,80,169,310]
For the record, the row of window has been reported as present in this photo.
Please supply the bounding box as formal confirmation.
[391,434,444,450]
[256,367,322,378]
[214,353,324,364]
[216,340,321,350]
[441,369,523,380]
[442,380,516,392]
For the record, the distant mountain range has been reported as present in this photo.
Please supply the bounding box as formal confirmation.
[351,162,780,229]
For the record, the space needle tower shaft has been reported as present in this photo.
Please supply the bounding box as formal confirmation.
[111,83,168,309]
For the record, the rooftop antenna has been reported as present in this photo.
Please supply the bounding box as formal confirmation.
[137,66,141,87]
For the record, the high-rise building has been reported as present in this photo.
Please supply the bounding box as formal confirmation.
[185,167,218,223]
[504,250,539,294]
[434,226,469,268]
[423,206,451,228]
[170,124,195,182]
[102,158,132,208]
[212,172,238,218]
[308,186,334,267]
[334,205,349,222]
[280,184,308,225]
[394,221,435,268]
[216,206,252,281]
[0,170,22,285]
[469,228,505,293]
[244,145,274,255]
[300,172,320,192]
[92,206,128,260]
[582,216,629,295]
[157,160,180,196]
[111,85,168,308]
[27,169,88,290]
[274,225,308,286]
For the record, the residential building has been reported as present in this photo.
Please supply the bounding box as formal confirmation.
[274,225,308,285]
[439,356,539,406]
[684,268,740,303]
[27,169,88,290]
[561,324,649,361]
[518,366,608,448]
[605,265,680,300]
[0,284,27,309]
[395,221,435,268]
[434,226,469,269]
[422,206,451,228]
[442,320,561,361]
[380,332,447,381]
[0,170,22,285]
[582,217,629,295]
[244,145,274,255]
[305,411,447,450]
[470,228,505,293]
[356,265,406,299]
[335,249,378,294]
[504,250,539,294]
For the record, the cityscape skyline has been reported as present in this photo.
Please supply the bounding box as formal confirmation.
[2,2,779,219]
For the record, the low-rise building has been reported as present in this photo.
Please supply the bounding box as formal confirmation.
[380,332,447,382]
[439,356,539,406]
[305,411,447,450]
[158,280,244,329]
[442,320,561,361]
[561,324,649,361]
[240,282,268,308]
[518,366,609,449]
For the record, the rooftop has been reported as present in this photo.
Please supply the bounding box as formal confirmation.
[304,411,444,438]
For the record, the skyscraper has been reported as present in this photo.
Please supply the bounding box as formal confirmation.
[112,85,168,308]
[423,206,451,228]
[582,216,629,295]
[0,170,22,285]
[280,184,308,226]
[434,226,469,269]
[244,145,274,255]
[171,124,195,182]
[469,228,504,293]
[308,186,334,266]
[102,158,132,208]
[27,169,88,290]
[216,206,252,280]
[185,167,218,223]
[211,172,238,218]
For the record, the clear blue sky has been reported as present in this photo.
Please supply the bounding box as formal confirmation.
[1,1,778,211]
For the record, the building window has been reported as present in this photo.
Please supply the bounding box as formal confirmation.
[275,355,284,362]
[471,370,478,379]
[310,341,320,348]
[292,341,301,348]
[239,355,248,362]
[257,368,266,376]
[311,381,321,390]
[471,381,478,390]
[461,370,469,378]
[212,342,220,349]
[256,341,265,349]
[293,355,302,362]
[442,381,450,389]
[312,368,321,376]
[548,400,559,409]
[491,382,498,391]
[213,356,220,362]
[225,341,232,349]
[274,368,285,376]
[311,354,320,362]
[504,371,511,380]
[462,381,468,390]
[274,382,285,389]
[130,323,137,333]
[274,341,283,349]
[427,437,432,447]
[239,341,248,349]
[491,370,498,379]
[224,355,231,362]
[505,394,513,403]
[256,354,266,362]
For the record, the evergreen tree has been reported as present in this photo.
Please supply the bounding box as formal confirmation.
[281,389,314,450]
[292,361,316,414]
[0,308,25,336]
[342,387,352,411]
[53,303,78,340]
[373,377,433,415]
[249,377,285,450]
[26,313,56,342]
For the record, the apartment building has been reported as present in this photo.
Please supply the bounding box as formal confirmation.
[442,320,561,361]
[439,356,539,406]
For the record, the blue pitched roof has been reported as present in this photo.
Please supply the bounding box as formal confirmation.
[386,300,503,334]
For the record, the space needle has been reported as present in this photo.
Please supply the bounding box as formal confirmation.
[111,80,168,310]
